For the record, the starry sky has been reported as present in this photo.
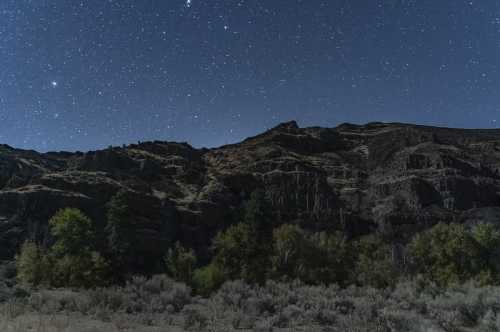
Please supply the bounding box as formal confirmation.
[1,0,500,152]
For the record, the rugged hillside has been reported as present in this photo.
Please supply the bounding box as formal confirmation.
[2,121,500,261]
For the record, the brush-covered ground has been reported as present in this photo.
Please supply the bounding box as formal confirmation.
[1,275,500,332]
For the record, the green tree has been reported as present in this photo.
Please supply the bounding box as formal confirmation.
[166,242,197,283]
[473,223,500,269]
[304,231,353,285]
[212,222,254,281]
[192,263,225,296]
[48,208,110,288]
[50,251,110,288]
[408,223,484,286]
[106,191,134,264]
[244,189,274,234]
[49,208,94,256]
[271,224,308,280]
[354,234,398,288]
[472,223,500,284]
[243,189,274,282]
[271,225,353,285]
[15,241,48,286]
[210,190,276,284]
[106,190,175,275]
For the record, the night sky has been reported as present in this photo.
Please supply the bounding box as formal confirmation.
[1,1,500,152]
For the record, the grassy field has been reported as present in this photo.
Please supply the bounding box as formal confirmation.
[1,275,500,332]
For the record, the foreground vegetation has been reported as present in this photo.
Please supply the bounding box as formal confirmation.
[2,276,500,331]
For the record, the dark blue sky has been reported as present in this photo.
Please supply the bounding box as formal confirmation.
[1,0,500,151]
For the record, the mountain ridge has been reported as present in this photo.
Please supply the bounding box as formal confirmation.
[2,121,500,263]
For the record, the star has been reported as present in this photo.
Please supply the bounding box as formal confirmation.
[51,81,58,87]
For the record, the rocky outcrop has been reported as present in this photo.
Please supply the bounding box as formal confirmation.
[2,122,500,260]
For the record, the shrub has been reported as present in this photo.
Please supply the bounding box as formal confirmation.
[193,263,225,296]
[182,305,209,330]
[165,242,197,284]
[4,278,500,331]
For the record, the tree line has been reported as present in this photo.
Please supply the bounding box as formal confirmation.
[15,190,500,293]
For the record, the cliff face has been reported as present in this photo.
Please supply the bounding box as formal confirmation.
[2,121,500,260]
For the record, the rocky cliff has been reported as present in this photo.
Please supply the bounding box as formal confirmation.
[2,121,500,261]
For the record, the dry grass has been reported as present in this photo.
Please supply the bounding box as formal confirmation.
[2,276,500,332]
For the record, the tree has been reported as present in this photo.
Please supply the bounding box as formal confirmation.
[354,234,399,288]
[212,222,254,281]
[166,242,197,283]
[209,190,276,284]
[244,189,274,237]
[304,231,353,285]
[473,223,500,266]
[105,190,144,276]
[271,224,353,285]
[15,241,48,286]
[106,190,175,276]
[106,191,134,264]
[49,208,94,256]
[408,223,485,286]
[50,251,110,288]
[48,208,110,288]
[16,209,110,288]
[192,263,225,296]
[271,224,308,280]
[472,223,500,284]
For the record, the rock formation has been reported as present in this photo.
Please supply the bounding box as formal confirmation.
[2,121,500,261]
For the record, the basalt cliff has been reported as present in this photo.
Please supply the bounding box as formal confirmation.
[2,121,500,262]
